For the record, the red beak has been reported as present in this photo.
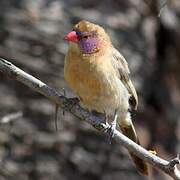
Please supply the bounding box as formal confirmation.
[64,31,78,42]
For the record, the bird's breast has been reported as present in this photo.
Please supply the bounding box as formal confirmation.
[64,50,129,114]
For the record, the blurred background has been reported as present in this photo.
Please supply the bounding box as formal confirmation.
[0,0,180,179]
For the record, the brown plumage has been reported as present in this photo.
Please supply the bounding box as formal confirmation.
[64,20,148,175]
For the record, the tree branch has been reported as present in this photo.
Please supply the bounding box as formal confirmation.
[1,111,23,124]
[0,58,179,179]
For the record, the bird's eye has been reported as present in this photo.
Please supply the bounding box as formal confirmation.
[83,35,88,39]
[75,30,81,36]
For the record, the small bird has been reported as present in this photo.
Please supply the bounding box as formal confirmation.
[64,20,148,175]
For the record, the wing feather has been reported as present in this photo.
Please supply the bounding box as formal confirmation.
[111,48,138,110]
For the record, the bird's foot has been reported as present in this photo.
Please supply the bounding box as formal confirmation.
[106,109,118,144]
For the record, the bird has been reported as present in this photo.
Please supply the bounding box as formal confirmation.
[64,20,148,175]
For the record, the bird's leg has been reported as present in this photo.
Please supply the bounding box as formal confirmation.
[107,109,118,144]
[111,109,118,130]
[103,110,108,124]
[102,110,113,142]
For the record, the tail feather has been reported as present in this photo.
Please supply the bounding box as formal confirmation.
[119,123,148,175]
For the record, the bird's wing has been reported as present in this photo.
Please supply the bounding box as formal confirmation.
[111,48,138,110]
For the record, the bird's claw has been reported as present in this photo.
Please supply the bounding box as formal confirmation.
[106,124,116,144]
[106,109,118,144]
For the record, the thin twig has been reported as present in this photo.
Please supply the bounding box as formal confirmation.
[1,112,23,124]
[158,0,168,17]
[54,104,59,131]
[0,58,179,179]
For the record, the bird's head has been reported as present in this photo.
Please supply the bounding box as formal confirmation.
[64,20,111,54]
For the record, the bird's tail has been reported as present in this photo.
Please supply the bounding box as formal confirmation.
[118,114,148,175]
